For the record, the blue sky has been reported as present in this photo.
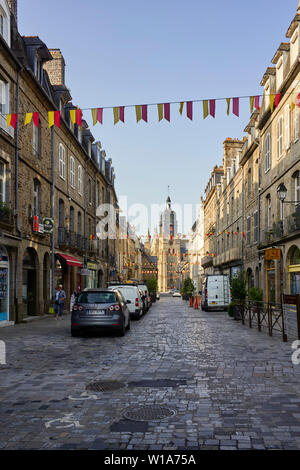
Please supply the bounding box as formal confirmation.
[19,0,299,233]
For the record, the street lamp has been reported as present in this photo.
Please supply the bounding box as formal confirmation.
[277,183,287,235]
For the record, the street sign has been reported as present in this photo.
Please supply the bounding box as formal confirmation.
[265,248,281,260]
[43,217,54,233]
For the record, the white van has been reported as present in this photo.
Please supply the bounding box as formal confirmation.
[201,275,231,311]
[108,285,143,319]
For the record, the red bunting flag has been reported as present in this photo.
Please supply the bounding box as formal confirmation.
[9,113,18,129]
[275,93,281,108]
[33,112,39,128]
[141,105,147,122]
[209,100,215,118]
[119,106,125,123]
[97,108,103,124]
[164,103,170,122]
[76,109,82,127]
[232,97,239,117]
[254,95,260,110]
[186,101,193,120]
[54,111,60,128]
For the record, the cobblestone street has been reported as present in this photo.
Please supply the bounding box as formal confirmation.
[1,296,300,450]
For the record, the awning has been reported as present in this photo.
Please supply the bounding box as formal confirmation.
[56,253,83,267]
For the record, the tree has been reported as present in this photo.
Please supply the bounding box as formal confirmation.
[231,272,247,302]
[182,277,195,296]
[147,276,158,293]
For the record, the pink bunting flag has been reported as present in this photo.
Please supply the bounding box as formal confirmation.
[209,100,215,118]
[254,96,260,110]
[275,93,281,108]
[32,112,39,128]
[164,103,170,122]
[97,108,103,124]
[142,104,148,122]
[186,101,193,120]
[232,97,239,117]
[119,106,125,123]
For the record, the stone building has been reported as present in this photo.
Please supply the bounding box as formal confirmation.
[0,0,120,324]
[188,198,204,292]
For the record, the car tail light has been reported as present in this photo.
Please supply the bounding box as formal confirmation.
[73,305,83,311]
[109,304,121,311]
[135,298,139,307]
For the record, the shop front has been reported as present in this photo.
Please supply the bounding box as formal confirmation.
[86,261,99,288]
[22,248,37,317]
[266,259,276,304]
[0,246,9,322]
[288,246,300,295]
[55,253,83,301]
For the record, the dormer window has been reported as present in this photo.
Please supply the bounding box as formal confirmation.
[78,126,82,144]
[88,141,92,157]
[34,56,42,82]
[0,5,9,46]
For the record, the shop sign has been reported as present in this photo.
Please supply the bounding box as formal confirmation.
[87,262,98,271]
[43,217,54,233]
[33,216,44,234]
[265,248,281,261]
[80,268,90,276]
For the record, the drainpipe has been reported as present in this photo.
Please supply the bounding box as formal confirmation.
[50,126,55,305]
[14,69,21,322]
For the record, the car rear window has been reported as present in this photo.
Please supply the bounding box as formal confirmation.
[113,286,137,300]
[77,292,117,304]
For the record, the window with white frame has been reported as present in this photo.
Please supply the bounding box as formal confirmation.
[59,144,65,179]
[277,116,283,159]
[0,161,6,203]
[32,122,40,156]
[0,79,8,115]
[88,178,92,204]
[264,133,271,172]
[253,210,259,243]
[0,12,4,37]
[33,179,41,216]
[78,165,82,195]
[294,172,300,206]
[0,6,9,44]
[285,104,290,149]
[70,156,75,188]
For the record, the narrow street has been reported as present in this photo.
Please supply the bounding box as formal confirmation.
[0,297,300,450]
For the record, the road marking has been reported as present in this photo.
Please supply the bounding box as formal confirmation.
[45,413,83,429]
[68,391,97,401]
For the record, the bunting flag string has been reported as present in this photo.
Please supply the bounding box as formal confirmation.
[5,91,300,130]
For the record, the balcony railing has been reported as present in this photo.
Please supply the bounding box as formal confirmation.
[0,203,13,226]
[58,228,87,252]
[261,214,300,245]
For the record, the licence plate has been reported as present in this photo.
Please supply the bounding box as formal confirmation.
[210,302,218,305]
[87,310,105,315]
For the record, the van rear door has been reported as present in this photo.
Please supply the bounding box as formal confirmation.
[207,276,224,306]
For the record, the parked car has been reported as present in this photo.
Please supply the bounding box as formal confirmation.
[107,284,143,320]
[201,275,231,311]
[136,283,151,312]
[71,288,130,337]
[172,290,181,297]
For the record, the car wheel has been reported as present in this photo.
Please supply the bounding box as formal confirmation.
[71,329,81,337]
[126,317,131,330]
[117,320,126,336]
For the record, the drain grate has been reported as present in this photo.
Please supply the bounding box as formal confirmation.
[123,405,176,422]
[86,381,126,392]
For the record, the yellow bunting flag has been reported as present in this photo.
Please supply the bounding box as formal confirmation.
[24,113,33,125]
[250,96,254,113]
[157,103,163,121]
[48,111,55,128]
[6,114,11,127]
[135,105,141,122]
[179,102,184,115]
[91,108,98,126]
[203,100,209,119]
[113,107,119,125]
[292,102,296,112]
[270,94,275,113]
[70,109,76,125]
[226,98,230,116]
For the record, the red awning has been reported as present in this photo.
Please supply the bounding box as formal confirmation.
[56,253,83,267]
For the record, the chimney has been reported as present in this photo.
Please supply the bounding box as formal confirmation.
[43,49,66,85]
[7,0,17,23]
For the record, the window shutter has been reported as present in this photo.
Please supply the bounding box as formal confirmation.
[285,105,290,149]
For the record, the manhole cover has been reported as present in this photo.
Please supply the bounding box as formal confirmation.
[86,381,125,392]
[123,405,176,422]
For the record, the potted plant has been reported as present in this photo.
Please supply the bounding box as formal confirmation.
[182,277,195,300]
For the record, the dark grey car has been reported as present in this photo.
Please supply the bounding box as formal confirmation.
[71,288,130,337]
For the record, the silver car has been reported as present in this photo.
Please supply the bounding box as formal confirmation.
[71,288,130,337]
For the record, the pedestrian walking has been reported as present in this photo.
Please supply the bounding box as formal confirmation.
[54,284,66,320]
[70,290,78,312]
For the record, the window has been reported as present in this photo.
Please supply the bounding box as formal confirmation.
[264,133,271,172]
[96,181,100,208]
[77,212,82,234]
[34,56,42,82]
[69,206,74,231]
[70,156,75,188]
[277,116,283,159]
[248,168,252,197]
[285,105,290,149]
[0,161,6,203]
[59,199,64,227]
[253,210,259,244]
[267,195,271,230]
[247,216,251,246]
[0,13,4,37]
[293,172,300,206]
[59,144,65,179]
[78,165,82,195]
[88,178,92,205]
[0,79,8,115]
[32,122,41,156]
[33,179,41,216]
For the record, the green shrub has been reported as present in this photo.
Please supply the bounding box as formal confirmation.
[182,277,195,296]
[146,276,158,293]
[227,302,234,317]
[248,287,263,301]
[231,272,247,302]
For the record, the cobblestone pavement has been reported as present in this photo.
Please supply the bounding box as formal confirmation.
[1,296,300,450]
